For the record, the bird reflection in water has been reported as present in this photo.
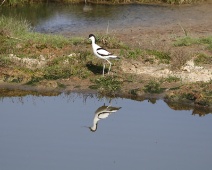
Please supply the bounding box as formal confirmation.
[88,104,122,132]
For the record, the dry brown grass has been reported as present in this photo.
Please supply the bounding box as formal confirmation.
[170,48,191,70]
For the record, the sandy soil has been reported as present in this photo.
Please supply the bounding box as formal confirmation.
[118,25,212,83]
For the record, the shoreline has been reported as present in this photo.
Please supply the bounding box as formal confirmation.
[0,81,211,115]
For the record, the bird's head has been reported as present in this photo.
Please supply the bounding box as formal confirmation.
[88,34,96,42]
[89,127,97,132]
[82,125,97,132]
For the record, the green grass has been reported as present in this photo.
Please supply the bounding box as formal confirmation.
[120,48,143,59]
[25,76,43,85]
[92,34,126,49]
[147,50,171,64]
[144,80,164,93]
[164,75,181,83]
[90,76,121,95]
[0,55,12,67]
[0,16,73,50]
[43,65,72,80]
[175,36,212,51]
[0,15,89,79]
[0,16,30,37]
[43,54,91,80]
[194,53,212,65]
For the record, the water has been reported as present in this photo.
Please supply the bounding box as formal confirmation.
[0,93,212,170]
[1,3,211,35]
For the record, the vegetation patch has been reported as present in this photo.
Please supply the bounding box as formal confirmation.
[166,81,212,107]
[174,36,212,51]
[90,76,121,95]
[93,34,126,49]
[0,55,12,67]
[194,53,212,65]
[144,80,164,93]
[170,49,191,70]
[120,48,143,59]
[146,50,171,64]
[0,16,72,52]
[164,75,181,83]
[25,76,43,85]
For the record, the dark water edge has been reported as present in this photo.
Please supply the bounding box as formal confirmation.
[0,87,211,116]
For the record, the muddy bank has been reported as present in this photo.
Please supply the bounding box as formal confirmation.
[0,82,211,116]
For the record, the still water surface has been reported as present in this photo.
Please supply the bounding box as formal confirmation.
[0,93,212,170]
[1,3,211,35]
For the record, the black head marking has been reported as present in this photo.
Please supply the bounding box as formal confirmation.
[89,34,95,38]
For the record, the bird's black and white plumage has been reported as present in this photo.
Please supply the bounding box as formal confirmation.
[89,34,120,76]
[89,104,122,132]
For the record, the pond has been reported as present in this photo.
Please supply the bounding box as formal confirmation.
[0,93,212,170]
[1,3,211,35]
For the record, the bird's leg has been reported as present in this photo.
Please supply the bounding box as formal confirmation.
[103,63,105,76]
[106,59,112,74]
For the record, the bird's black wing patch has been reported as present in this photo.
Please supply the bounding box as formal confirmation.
[96,48,113,56]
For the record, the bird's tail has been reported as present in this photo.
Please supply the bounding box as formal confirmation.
[110,56,120,60]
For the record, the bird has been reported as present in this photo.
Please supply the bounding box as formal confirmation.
[88,34,120,76]
[89,104,122,132]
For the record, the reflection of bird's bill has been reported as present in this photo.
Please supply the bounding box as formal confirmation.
[82,125,89,128]
[89,125,98,132]
[82,125,97,132]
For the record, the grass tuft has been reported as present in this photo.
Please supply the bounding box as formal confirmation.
[91,76,121,95]
[120,48,143,59]
[194,53,212,65]
[147,50,171,64]
[175,36,212,51]
[144,80,164,93]
[165,75,181,83]
[95,34,126,49]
